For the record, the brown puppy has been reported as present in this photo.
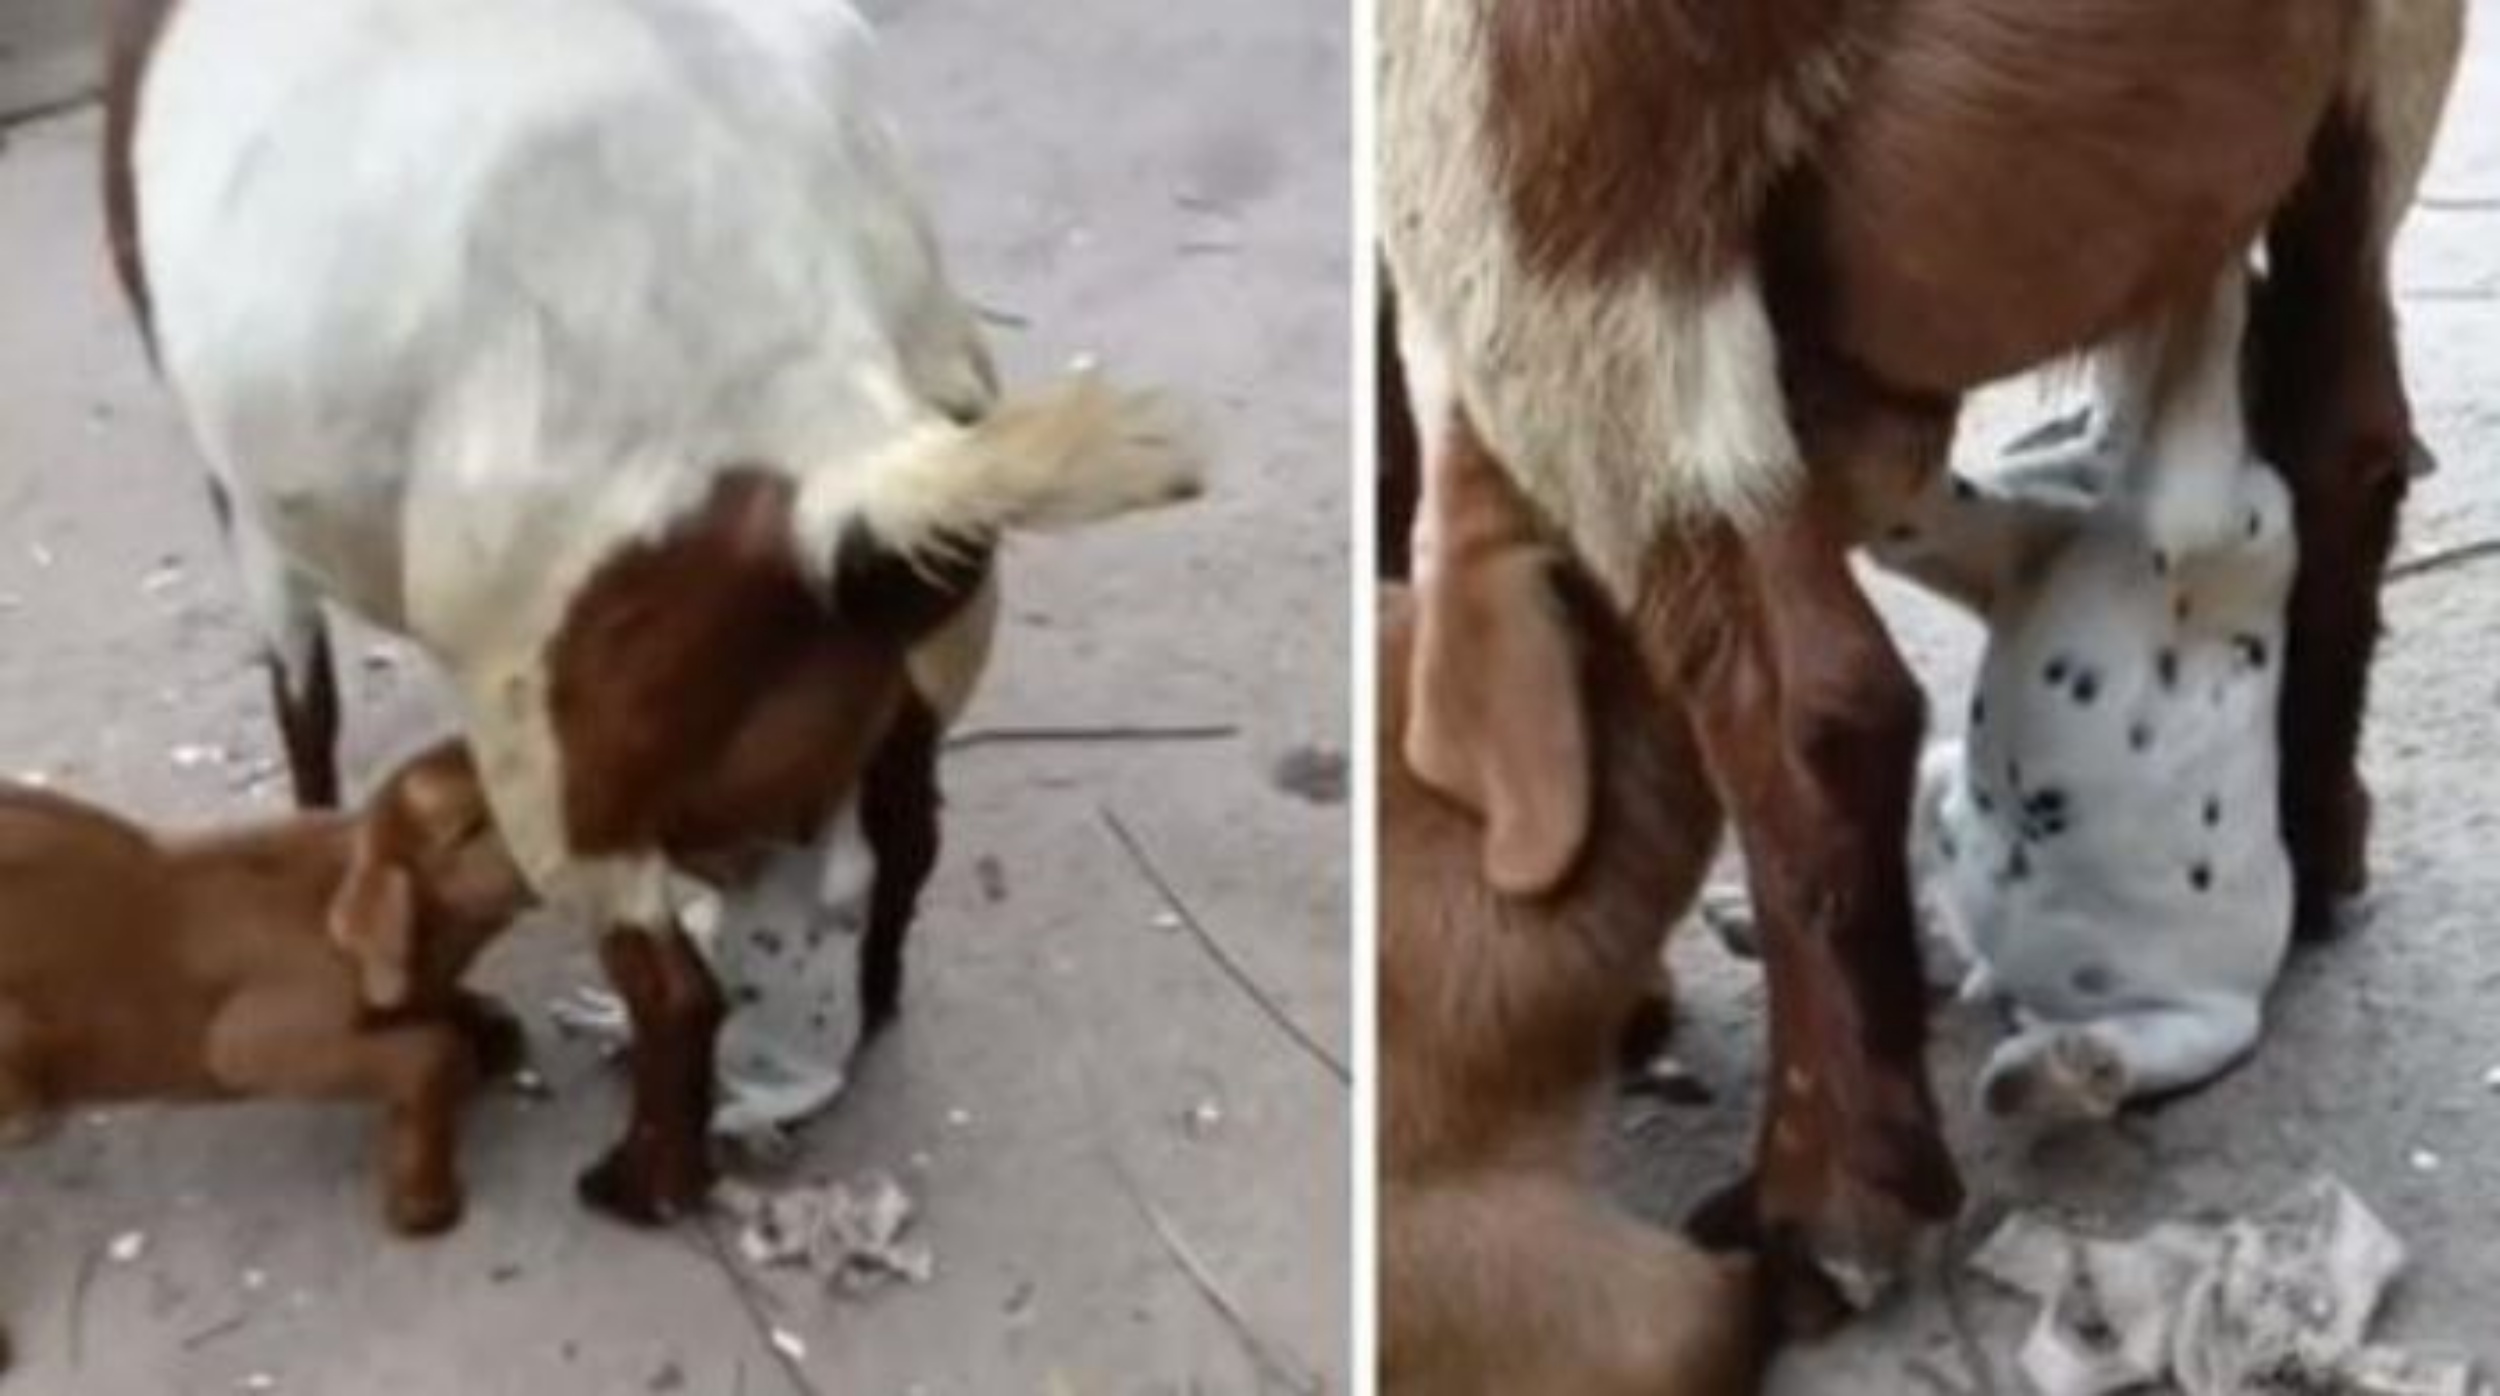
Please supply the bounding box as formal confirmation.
[0,739,530,1235]
[1380,433,1761,1395]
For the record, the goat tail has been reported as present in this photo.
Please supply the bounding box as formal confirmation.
[812,373,1206,573]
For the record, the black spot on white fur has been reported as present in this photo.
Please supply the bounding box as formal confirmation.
[2156,649,2180,690]
[2189,862,2213,892]
[2129,721,2154,752]
[2022,787,2072,841]
[2072,964,2116,996]
[2204,796,2222,828]
[2071,670,2100,705]
[2235,634,2270,669]
[2044,657,2071,687]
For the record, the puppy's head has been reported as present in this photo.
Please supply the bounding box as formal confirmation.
[328,740,534,1010]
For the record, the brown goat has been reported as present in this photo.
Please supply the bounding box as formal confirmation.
[1383,0,2462,1304]
[0,740,531,1235]
[1381,428,1761,1395]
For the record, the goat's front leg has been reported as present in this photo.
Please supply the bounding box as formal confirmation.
[206,994,480,1234]
[859,696,942,1033]
[1653,505,1960,1312]
[579,924,724,1225]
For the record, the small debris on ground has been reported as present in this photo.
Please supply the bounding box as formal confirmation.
[107,1230,148,1264]
[1149,910,1184,934]
[720,1172,936,1298]
[1182,1098,1226,1140]
[647,1358,686,1392]
[1269,745,1348,806]
[238,1374,276,1393]
[170,742,227,770]
[769,1327,808,1362]
[1971,1175,2480,1396]
[509,1067,553,1100]
[547,989,630,1060]
[975,855,1008,903]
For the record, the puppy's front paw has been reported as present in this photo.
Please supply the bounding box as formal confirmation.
[1982,1029,2129,1122]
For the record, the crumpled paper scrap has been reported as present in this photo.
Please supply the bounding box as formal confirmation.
[718,1172,935,1298]
[1971,1176,2482,1396]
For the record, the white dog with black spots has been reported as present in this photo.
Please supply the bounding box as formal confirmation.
[1876,273,2298,1122]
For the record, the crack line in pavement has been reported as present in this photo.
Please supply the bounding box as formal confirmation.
[1099,805,1349,1087]
[689,1218,825,1396]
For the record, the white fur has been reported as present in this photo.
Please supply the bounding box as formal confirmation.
[1884,275,2296,1119]
[136,0,1196,933]
[1378,0,1802,603]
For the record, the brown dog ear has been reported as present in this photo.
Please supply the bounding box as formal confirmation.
[1404,431,1592,896]
[329,817,417,1011]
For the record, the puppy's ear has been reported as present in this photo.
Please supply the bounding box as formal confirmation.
[329,816,417,1011]
[1404,431,1592,895]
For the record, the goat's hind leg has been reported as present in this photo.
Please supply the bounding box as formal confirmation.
[225,500,341,808]
[2255,0,2463,938]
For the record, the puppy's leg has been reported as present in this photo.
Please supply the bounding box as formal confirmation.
[1981,996,2261,1121]
[1861,467,2085,617]
[207,992,480,1234]
[1383,1174,1763,1396]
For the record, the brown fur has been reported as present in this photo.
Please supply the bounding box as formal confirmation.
[1770,0,2349,394]
[545,469,981,1222]
[0,740,532,1235]
[2252,106,2411,937]
[1380,441,1762,1394]
[1486,0,1859,286]
[1641,491,1959,1291]
[1419,0,2415,1300]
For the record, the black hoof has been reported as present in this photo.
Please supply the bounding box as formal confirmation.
[576,1145,705,1227]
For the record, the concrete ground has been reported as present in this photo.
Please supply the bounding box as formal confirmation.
[1612,9,2500,1393]
[0,3,1349,1394]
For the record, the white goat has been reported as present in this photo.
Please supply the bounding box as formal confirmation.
[113,0,1200,1219]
